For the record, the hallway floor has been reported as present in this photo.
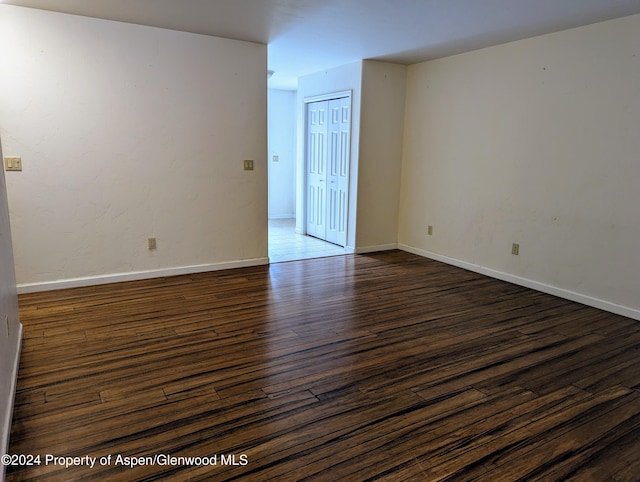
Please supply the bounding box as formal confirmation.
[268,218,348,263]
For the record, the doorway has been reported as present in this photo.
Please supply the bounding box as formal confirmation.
[267,89,352,263]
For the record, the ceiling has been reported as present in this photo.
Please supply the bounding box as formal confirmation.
[3,0,640,90]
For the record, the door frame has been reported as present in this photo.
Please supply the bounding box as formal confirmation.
[302,90,352,244]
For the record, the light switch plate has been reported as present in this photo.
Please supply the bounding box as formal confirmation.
[4,157,22,171]
[243,160,254,171]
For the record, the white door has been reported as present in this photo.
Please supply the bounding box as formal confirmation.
[306,96,350,246]
[306,101,328,239]
[325,97,350,246]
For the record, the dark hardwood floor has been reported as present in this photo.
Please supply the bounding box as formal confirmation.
[6,251,640,481]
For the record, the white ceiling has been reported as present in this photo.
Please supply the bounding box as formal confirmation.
[3,0,640,89]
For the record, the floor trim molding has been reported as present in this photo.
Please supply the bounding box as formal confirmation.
[356,243,398,254]
[398,244,640,321]
[17,258,270,294]
[1,322,23,482]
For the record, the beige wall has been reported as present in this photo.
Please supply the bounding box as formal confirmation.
[0,5,267,291]
[357,61,407,252]
[399,14,640,318]
[0,138,22,472]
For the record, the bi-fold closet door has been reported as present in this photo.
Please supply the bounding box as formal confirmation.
[306,96,350,247]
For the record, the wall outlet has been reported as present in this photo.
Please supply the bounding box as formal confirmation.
[148,237,157,250]
[512,243,520,255]
[427,225,433,235]
[4,157,22,171]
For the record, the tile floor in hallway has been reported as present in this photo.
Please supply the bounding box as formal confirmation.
[268,218,349,263]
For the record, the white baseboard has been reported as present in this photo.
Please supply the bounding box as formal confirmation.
[1,322,23,482]
[17,258,270,294]
[398,244,640,321]
[356,243,398,254]
[268,214,295,219]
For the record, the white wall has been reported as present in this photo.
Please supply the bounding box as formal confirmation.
[296,61,362,249]
[268,89,296,219]
[0,139,22,478]
[296,61,406,253]
[357,61,407,252]
[0,5,267,291]
[399,14,640,319]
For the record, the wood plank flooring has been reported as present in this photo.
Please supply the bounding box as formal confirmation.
[6,251,640,481]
